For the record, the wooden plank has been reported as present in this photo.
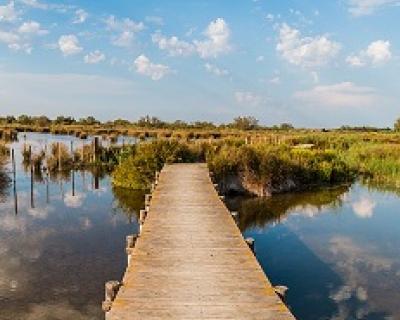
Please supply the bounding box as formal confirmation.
[106,163,296,320]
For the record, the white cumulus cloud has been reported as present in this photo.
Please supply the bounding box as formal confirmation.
[347,0,400,16]
[84,50,105,64]
[294,82,379,108]
[152,32,195,56]
[0,30,20,44]
[72,9,88,24]
[347,40,392,67]
[18,21,48,35]
[0,1,18,22]
[276,23,341,68]
[106,15,144,48]
[58,34,83,56]
[194,18,231,58]
[133,54,171,81]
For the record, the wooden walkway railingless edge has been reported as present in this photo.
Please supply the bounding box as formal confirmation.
[104,163,296,320]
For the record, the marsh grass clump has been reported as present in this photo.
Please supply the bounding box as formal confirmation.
[46,142,73,171]
[206,144,354,195]
[31,151,45,171]
[342,143,400,183]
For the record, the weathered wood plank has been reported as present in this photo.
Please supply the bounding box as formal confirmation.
[106,163,296,320]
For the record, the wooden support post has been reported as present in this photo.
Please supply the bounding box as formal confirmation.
[145,194,152,207]
[231,211,239,224]
[12,149,18,215]
[139,209,147,224]
[30,161,34,209]
[11,149,16,183]
[151,183,156,192]
[126,234,138,266]
[274,285,288,302]
[102,281,121,312]
[94,137,99,162]
[245,237,255,253]
[72,170,75,197]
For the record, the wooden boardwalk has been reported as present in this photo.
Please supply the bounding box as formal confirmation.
[106,163,296,320]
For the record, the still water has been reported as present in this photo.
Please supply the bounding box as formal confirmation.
[0,133,144,319]
[1,133,400,320]
[227,185,400,320]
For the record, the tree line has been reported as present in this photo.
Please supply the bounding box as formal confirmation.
[2,114,400,131]
[0,115,296,131]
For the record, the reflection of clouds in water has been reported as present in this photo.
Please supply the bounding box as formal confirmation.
[27,205,55,219]
[80,217,92,230]
[330,285,368,302]
[93,185,108,195]
[0,230,54,296]
[352,197,376,219]
[291,204,330,218]
[64,192,86,208]
[328,236,396,319]
[330,236,393,273]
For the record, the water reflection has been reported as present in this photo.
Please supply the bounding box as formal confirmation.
[226,185,349,231]
[227,184,400,320]
[0,133,144,320]
[0,160,10,203]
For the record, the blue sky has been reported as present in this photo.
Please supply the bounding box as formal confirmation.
[0,0,398,127]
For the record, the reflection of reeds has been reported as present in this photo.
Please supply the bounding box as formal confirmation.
[0,154,10,200]
[226,185,349,231]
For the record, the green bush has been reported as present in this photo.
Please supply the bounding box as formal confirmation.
[112,140,205,189]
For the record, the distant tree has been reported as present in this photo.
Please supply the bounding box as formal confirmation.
[172,120,188,128]
[54,116,76,125]
[17,114,33,125]
[192,121,216,129]
[33,116,51,127]
[230,116,259,131]
[79,116,100,125]
[137,115,165,128]
[6,116,16,124]
[279,123,294,130]
[113,119,131,126]
[395,118,400,131]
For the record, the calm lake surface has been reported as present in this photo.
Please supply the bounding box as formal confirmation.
[0,133,143,320]
[1,133,400,320]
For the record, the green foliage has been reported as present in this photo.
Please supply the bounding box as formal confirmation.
[229,116,259,131]
[207,144,353,191]
[112,140,205,189]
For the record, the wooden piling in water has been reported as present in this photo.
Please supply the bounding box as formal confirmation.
[102,281,121,312]
[139,209,147,224]
[245,237,255,253]
[144,194,152,207]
